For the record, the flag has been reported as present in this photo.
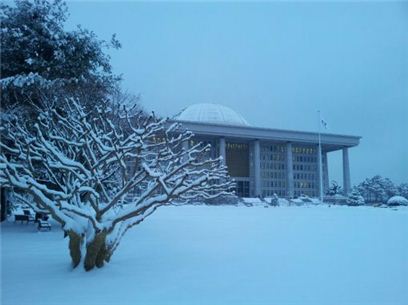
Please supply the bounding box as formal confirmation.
[321,119,328,129]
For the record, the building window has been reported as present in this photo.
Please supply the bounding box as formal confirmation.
[226,142,249,177]
[235,180,250,197]
[260,143,286,197]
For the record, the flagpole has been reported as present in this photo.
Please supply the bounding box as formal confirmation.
[318,110,324,202]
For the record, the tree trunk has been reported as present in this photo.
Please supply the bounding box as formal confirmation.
[95,242,108,268]
[0,188,6,222]
[84,231,108,271]
[68,231,83,268]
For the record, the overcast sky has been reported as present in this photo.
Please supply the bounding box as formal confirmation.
[66,1,408,186]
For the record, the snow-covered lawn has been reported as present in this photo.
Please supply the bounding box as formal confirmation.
[1,205,407,305]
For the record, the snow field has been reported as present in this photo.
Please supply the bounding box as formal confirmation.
[1,205,408,305]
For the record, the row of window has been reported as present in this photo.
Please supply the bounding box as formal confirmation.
[186,140,319,157]
[294,181,316,189]
[260,155,321,163]
[261,163,286,170]
[294,173,316,180]
[262,146,317,155]
[227,143,248,150]
[261,154,285,161]
[293,155,317,163]
[261,172,318,182]
[262,180,287,188]
[292,147,316,154]
[262,190,286,197]
[262,171,286,179]
[293,164,318,171]
[262,145,286,153]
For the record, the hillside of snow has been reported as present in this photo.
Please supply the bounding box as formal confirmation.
[1,205,407,305]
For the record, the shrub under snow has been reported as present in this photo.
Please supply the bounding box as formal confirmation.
[387,196,408,206]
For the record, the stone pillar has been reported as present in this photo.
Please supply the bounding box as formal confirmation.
[343,147,351,194]
[317,145,323,200]
[253,140,261,197]
[323,152,329,194]
[286,142,294,198]
[219,137,226,165]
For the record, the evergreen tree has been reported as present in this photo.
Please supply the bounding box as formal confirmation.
[347,188,365,206]
[327,180,342,196]
[356,175,398,203]
[398,183,408,199]
[0,0,121,114]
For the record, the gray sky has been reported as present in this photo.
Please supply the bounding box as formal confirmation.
[66,1,408,186]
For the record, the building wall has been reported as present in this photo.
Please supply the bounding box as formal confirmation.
[192,135,329,198]
[258,142,329,198]
[260,143,287,197]
[291,145,318,197]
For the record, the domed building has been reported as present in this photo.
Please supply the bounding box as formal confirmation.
[176,103,250,127]
[173,103,360,198]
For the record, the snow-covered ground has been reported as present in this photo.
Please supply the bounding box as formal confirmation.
[1,205,407,305]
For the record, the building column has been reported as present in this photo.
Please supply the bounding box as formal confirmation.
[286,142,294,198]
[219,137,226,165]
[316,144,324,200]
[343,147,351,194]
[323,152,329,194]
[253,140,261,197]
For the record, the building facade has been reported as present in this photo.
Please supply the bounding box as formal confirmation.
[173,103,360,198]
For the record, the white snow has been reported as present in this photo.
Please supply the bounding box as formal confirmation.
[2,205,408,305]
[0,72,52,88]
[387,195,408,206]
[241,197,265,205]
[176,103,250,126]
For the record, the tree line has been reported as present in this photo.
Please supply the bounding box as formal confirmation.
[355,176,407,204]
[328,176,407,204]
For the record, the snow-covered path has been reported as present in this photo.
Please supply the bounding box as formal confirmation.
[1,205,407,305]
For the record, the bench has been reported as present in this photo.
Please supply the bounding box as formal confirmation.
[15,214,30,224]
[23,209,36,222]
[35,212,49,222]
[38,220,51,231]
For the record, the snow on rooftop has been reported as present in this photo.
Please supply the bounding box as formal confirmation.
[175,103,250,126]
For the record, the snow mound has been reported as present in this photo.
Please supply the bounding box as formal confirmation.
[278,198,290,206]
[241,197,265,206]
[387,195,408,206]
[175,103,250,126]
[291,196,321,205]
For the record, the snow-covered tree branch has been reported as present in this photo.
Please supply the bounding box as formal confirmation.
[0,99,234,271]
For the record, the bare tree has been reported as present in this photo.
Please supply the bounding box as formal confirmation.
[0,99,234,271]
